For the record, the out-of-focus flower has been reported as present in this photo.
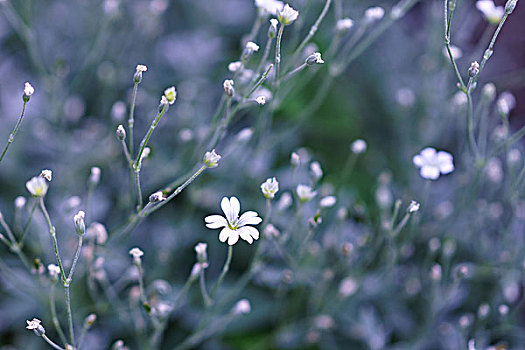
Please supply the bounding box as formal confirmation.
[228,61,243,72]
[232,299,251,315]
[305,52,324,65]
[24,82,34,98]
[163,86,177,105]
[291,152,300,166]
[476,0,504,24]
[203,149,221,168]
[336,18,354,32]
[310,161,323,181]
[297,184,317,202]
[408,201,420,213]
[413,147,454,180]
[194,242,208,266]
[496,91,516,115]
[48,264,61,281]
[255,0,284,16]
[261,177,279,199]
[129,247,144,262]
[351,139,367,154]
[26,177,48,197]
[320,196,337,208]
[74,211,86,236]
[364,6,385,22]
[205,197,262,245]
[442,45,463,60]
[277,4,299,25]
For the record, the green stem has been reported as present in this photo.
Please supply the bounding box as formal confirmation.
[67,236,83,282]
[134,103,169,171]
[274,25,285,86]
[50,283,68,346]
[121,139,133,167]
[135,169,143,211]
[281,63,307,83]
[211,245,233,299]
[466,79,479,158]
[41,334,66,350]
[199,266,212,307]
[0,100,27,164]
[39,198,66,282]
[64,285,75,348]
[18,199,38,249]
[128,82,139,159]
[443,0,466,90]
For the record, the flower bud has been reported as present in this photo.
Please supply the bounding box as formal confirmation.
[505,0,517,14]
[223,79,235,97]
[74,211,86,236]
[89,167,101,186]
[305,52,324,66]
[468,61,479,77]
[116,125,126,141]
[26,318,45,336]
[134,64,147,83]
[149,191,166,203]
[23,82,34,102]
[268,19,278,38]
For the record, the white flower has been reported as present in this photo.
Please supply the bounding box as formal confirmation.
[40,169,52,181]
[364,6,385,22]
[48,264,61,279]
[305,52,324,65]
[136,64,147,73]
[245,41,260,53]
[320,196,337,208]
[277,3,299,25]
[255,96,266,105]
[338,277,358,297]
[408,200,420,213]
[205,197,262,245]
[228,61,243,72]
[160,95,169,106]
[261,177,279,199]
[310,161,323,181]
[396,88,415,107]
[255,0,284,15]
[223,79,235,97]
[296,184,317,202]
[290,152,300,166]
[476,0,504,24]
[129,247,144,262]
[203,149,221,168]
[74,210,86,235]
[163,86,177,104]
[269,18,279,35]
[232,299,251,315]
[24,82,34,96]
[26,176,48,197]
[277,192,293,210]
[351,139,367,154]
[336,18,354,32]
[194,242,208,265]
[26,318,43,331]
[15,196,26,209]
[87,222,108,245]
[149,191,166,203]
[90,166,101,185]
[412,147,454,180]
[496,91,516,115]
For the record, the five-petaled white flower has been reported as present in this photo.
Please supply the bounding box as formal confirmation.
[476,0,504,24]
[412,147,454,180]
[296,184,317,202]
[278,3,299,25]
[163,86,177,104]
[129,247,144,262]
[261,177,279,199]
[26,176,48,197]
[205,197,262,245]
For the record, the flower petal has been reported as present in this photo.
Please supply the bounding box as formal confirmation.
[227,230,239,245]
[241,226,259,241]
[238,227,254,244]
[420,166,440,180]
[437,151,454,174]
[205,215,228,229]
[229,197,240,220]
[221,197,232,223]
[238,211,262,226]
[219,227,232,242]
[412,155,424,167]
[420,147,436,161]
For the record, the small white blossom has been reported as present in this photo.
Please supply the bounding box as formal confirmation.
[232,299,251,315]
[194,242,208,266]
[87,222,108,245]
[277,3,299,25]
[255,0,284,16]
[255,96,266,105]
[498,304,509,316]
[496,91,516,115]
[339,277,358,297]
[48,264,61,279]
[290,152,300,166]
[310,161,323,181]
[15,196,26,209]
[163,86,177,105]
[245,41,260,53]
[236,128,254,142]
[277,192,293,210]
[305,52,324,65]
[452,90,468,106]
[264,224,280,238]
[396,88,416,107]
[476,0,504,24]
[160,95,169,106]
[296,184,317,202]
[205,197,262,245]
[320,196,337,208]
[40,169,52,181]
[129,247,144,262]
[314,315,334,330]
[24,82,34,96]
[203,149,221,168]
[136,64,147,73]
[90,166,101,185]
[351,139,367,154]
[442,45,463,60]
[26,176,48,197]
[408,200,420,213]
[430,264,442,281]
[364,6,385,22]
[26,318,45,336]
[412,147,454,180]
[223,79,235,97]
[149,191,166,203]
[261,177,279,199]
[74,210,86,235]
[336,18,354,32]
[228,61,243,72]
[269,18,279,37]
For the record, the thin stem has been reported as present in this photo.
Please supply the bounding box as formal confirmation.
[135,169,143,211]
[0,213,31,270]
[245,64,274,98]
[121,139,133,166]
[0,99,27,164]
[135,261,149,308]
[443,0,466,90]
[128,82,139,159]
[289,0,332,67]
[64,285,75,348]
[199,266,212,307]
[172,273,198,307]
[134,103,169,171]
[392,213,411,236]
[251,35,274,88]
[466,79,479,158]
[281,63,307,83]
[50,283,68,346]
[41,334,66,350]
[67,236,83,281]
[18,199,38,249]
[211,245,233,299]
[39,198,66,282]
[274,25,285,86]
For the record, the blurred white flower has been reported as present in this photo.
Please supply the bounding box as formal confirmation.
[336,18,354,32]
[261,177,279,199]
[129,247,144,262]
[223,79,235,97]
[310,161,323,181]
[26,176,48,197]
[452,90,468,106]
[442,45,463,59]
[264,223,280,238]
[48,264,61,279]
[15,196,26,209]
[296,184,317,202]
[485,157,503,183]
[314,315,334,330]
[498,304,509,316]
[90,166,101,185]
[338,277,358,297]
[396,88,415,107]
[320,196,337,208]
[496,91,516,115]
[408,200,420,213]
[205,197,262,245]
[364,6,385,22]
[228,61,243,72]
[163,86,177,104]
[203,149,221,168]
[290,152,300,166]
[24,82,34,97]
[476,0,504,24]
[278,4,299,25]
[194,242,208,266]
[305,52,324,65]
[245,41,260,53]
[413,147,454,180]
[40,169,52,181]
[430,264,442,281]
[277,192,293,210]
[232,299,251,315]
[351,139,367,154]
[255,0,284,16]
[136,64,147,73]
[255,96,266,105]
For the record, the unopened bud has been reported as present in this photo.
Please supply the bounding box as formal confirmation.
[268,19,278,38]
[84,313,97,328]
[468,61,479,77]
[74,211,86,236]
[116,125,126,141]
[305,52,324,66]
[223,79,235,97]
[505,0,517,14]
[149,191,166,203]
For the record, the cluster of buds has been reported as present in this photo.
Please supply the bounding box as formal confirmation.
[203,149,221,168]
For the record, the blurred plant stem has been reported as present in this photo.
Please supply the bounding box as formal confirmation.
[50,283,68,346]
[0,100,27,165]
[211,245,233,299]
